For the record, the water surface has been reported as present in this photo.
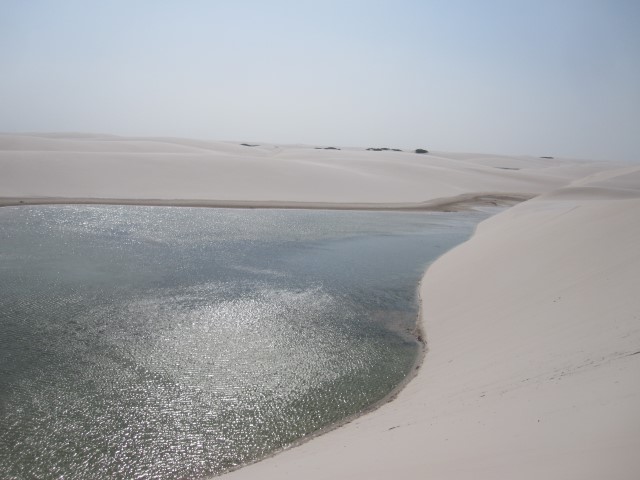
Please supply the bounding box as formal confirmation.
[0,206,491,479]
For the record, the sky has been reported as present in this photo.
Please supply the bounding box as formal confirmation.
[1,0,639,161]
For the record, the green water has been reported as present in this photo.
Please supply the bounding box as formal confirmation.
[0,206,490,479]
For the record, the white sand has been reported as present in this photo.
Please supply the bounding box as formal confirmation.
[0,133,612,206]
[2,133,638,478]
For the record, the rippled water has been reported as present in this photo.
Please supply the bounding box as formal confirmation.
[0,206,490,479]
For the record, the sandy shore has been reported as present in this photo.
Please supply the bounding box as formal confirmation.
[0,193,532,211]
[2,133,639,478]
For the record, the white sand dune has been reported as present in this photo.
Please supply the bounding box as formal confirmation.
[0,133,613,206]
[1,133,638,478]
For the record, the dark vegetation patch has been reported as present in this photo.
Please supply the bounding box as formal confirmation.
[241,143,259,147]
[415,148,429,154]
[366,147,403,152]
[540,156,554,159]
[314,147,341,150]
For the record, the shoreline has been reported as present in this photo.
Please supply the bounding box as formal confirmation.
[212,202,495,477]
[0,193,531,212]
[215,203,497,477]
[216,270,433,478]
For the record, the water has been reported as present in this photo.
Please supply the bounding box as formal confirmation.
[0,205,491,479]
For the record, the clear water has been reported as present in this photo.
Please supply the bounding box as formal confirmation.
[0,206,490,479]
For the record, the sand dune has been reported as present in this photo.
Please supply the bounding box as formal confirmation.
[0,133,614,206]
[220,166,640,479]
[1,133,638,479]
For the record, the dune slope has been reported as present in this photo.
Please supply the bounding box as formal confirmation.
[222,167,640,479]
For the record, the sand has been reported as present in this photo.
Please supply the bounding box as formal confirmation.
[0,133,612,207]
[2,133,639,479]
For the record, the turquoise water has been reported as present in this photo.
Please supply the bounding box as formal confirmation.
[0,206,489,479]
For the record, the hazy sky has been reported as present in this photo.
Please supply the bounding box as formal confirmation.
[1,0,639,161]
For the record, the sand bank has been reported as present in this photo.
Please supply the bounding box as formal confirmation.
[2,133,638,478]
[0,193,531,211]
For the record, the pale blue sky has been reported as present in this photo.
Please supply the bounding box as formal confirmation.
[1,0,639,161]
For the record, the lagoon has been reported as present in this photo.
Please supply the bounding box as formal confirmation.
[0,206,489,479]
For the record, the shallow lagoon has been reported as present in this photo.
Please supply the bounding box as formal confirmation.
[0,206,490,479]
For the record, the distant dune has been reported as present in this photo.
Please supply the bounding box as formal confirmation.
[0,132,613,208]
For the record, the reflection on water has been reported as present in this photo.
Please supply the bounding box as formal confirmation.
[0,206,490,479]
